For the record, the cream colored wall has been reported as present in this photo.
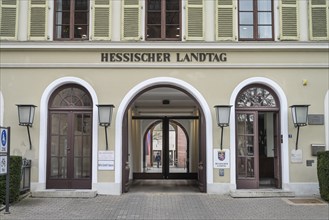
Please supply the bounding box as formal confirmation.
[1,49,328,185]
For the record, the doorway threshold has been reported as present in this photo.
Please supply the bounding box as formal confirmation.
[230,189,295,198]
[128,179,199,194]
[31,189,97,198]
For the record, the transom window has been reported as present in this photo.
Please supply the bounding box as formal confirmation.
[236,86,278,109]
[238,0,273,41]
[54,0,89,40]
[50,86,92,108]
[146,0,181,41]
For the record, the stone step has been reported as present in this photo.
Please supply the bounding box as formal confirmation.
[230,189,295,198]
[32,190,97,198]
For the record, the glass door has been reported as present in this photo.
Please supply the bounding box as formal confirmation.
[236,111,259,189]
[135,116,198,180]
[47,111,92,189]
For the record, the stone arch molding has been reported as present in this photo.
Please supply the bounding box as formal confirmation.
[114,77,214,190]
[229,77,289,190]
[37,77,99,190]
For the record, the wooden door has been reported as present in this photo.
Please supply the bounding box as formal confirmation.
[47,112,92,189]
[273,112,281,188]
[236,111,259,189]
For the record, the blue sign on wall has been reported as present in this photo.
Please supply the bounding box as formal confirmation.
[1,128,8,153]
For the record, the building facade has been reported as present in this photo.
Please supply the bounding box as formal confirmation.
[0,0,328,196]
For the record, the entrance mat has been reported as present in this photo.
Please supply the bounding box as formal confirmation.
[283,198,328,205]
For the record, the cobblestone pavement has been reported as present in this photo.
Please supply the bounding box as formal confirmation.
[1,193,328,220]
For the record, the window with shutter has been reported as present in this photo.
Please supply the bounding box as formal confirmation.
[54,0,89,40]
[92,0,111,40]
[122,0,140,40]
[238,0,274,41]
[0,0,18,40]
[29,0,48,40]
[280,0,299,40]
[186,0,203,40]
[216,0,236,41]
[309,0,328,40]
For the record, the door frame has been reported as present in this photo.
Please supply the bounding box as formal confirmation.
[121,84,207,193]
[230,77,288,190]
[233,82,282,189]
[46,84,93,189]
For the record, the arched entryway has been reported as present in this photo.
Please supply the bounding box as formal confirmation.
[235,84,281,189]
[121,85,207,193]
[46,84,93,189]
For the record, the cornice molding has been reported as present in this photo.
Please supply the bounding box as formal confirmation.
[1,63,328,69]
[1,41,328,51]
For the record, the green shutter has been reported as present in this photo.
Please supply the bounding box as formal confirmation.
[122,0,140,40]
[29,0,47,40]
[309,0,329,40]
[92,0,111,40]
[0,0,18,40]
[280,0,299,40]
[216,0,235,41]
[186,0,204,40]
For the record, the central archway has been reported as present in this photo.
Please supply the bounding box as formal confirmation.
[114,77,213,194]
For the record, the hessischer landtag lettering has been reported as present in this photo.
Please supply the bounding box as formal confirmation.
[101,52,227,63]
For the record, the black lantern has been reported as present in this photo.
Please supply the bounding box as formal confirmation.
[16,104,37,149]
[290,105,310,150]
[214,105,232,150]
[96,104,115,150]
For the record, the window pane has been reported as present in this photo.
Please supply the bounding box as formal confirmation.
[247,157,254,177]
[239,0,253,11]
[148,0,161,10]
[74,25,88,38]
[75,0,88,10]
[147,25,161,38]
[239,12,253,25]
[258,12,271,25]
[258,0,271,11]
[240,26,253,38]
[258,26,272,38]
[166,0,179,10]
[56,12,70,25]
[166,25,180,38]
[237,157,246,177]
[75,12,88,24]
[57,0,70,10]
[166,12,179,24]
[148,12,161,24]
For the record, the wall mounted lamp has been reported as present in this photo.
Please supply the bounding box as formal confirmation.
[214,105,232,150]
[16,104,37,150]
[290,105,310,150]
[96,104,115,150]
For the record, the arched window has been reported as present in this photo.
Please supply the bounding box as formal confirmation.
[236,85,279,109]
[50,86,92,108]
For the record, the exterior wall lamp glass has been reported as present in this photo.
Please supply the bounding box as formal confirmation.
[16,104,37,150]
[96,104,115,150]
[214,105,232,150]
[290,105,310,150]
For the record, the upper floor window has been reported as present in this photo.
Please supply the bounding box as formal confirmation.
[238,0,273,41]
[54,0,89,40]
[146,0,181,41]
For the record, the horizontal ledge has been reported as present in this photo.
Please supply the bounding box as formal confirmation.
[1,63,328,69]
[1,42,328,51]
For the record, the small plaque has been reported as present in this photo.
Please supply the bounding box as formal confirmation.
[306,160,314,167]
[291,149,303,163]
[308,114,324,125]
[0,156,7,175]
